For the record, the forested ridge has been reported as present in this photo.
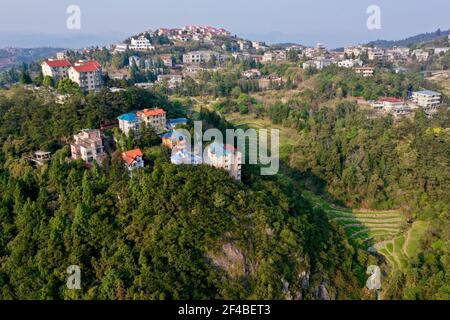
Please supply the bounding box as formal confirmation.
[0,88,368,299]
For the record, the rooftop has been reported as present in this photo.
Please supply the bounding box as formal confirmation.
[415,90,441,96]
[44,59,71,68]
[138,108,166,117]
[121,149,143,166]
[118,112,139,122]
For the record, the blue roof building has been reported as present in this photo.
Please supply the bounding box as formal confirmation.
[117,112,141,136]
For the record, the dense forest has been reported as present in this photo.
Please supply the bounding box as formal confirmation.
[193,62,449,299]
[0,88,370,299]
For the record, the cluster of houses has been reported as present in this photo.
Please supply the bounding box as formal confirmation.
[157,26,231,43]
[41,54,103,91]
[365,90,443,118]
[67,107,242,180]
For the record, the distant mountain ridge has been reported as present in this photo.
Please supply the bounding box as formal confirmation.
[367,28,450,48]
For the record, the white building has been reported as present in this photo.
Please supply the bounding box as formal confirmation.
[183,51,225,65]
[136,108,167,133]
[117,113,142,137]
[129,36,154,51]
[204,142,242,181]
[114,43,128,53]
[121,149,144,172]
[412,49,430,62]
[412,90,442,113]
[157,74,183,88]
[41,59,72,81]
[70,129,106,165]
[68,60,102,91]
[337,59,363,68]
[303,57,332,70]
[368,48,385,61]
[355,67,375,77]
[434,47,450,55]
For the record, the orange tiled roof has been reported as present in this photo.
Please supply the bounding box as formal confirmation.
[138,108,166,117]
[121,148,143,165]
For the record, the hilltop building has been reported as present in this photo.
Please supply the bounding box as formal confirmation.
[136,108,167,133]
[68,60,102,91]
[118,113,142,137]
[204,142,242,181]
[129,36,154,51]
[70,129,106,165]
[41,59,72,81]
[121,148,144,171]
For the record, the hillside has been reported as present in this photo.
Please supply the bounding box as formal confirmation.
[367,28,450,48]
[0,47,64,71]
[0,87,368,300]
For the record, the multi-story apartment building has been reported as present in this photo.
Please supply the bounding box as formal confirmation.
[182,51,225,65]
[129,36,154,51]
[205,142,242,181]
[412,90,442,112]
[118,113,142,136]
[137,108,167,133]
[68,60,102,91]
[70,129,106,165]
[121,148,144,171]
[411,49,430,62]
[157,74,183,88]
[114,43,128,53]
[41,59,72,81]
[368,48,386,61]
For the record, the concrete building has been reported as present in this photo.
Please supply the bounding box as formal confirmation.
[355,67,375,77]
[121,148,144,171]
[68,60,102,91]
[368,48,385,61]
[129,36,154,51]
[183,51,224,65]
[303,57,332,70]
[118,112,142,137]
[137,108,167,133]
[337,59,363,68]
[157,74,183,88]
[114,43,128,53]
[41,59,72,81]
[204,142,242,181]
[412,90,442,112]
[70,129,106,165]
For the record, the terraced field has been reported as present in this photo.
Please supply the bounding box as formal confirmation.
[302,191,410,269]
[375,221,429,270]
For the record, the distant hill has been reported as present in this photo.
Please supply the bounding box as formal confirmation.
[367,28,450,48]
[0,47,64,71]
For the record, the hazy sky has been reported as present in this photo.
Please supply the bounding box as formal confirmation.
[1,0,450,48]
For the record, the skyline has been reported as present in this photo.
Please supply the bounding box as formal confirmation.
[1,0,450,48]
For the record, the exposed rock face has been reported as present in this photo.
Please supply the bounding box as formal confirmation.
[315,284,331,300]
[282,279,293,300]
[207,243,246,278]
